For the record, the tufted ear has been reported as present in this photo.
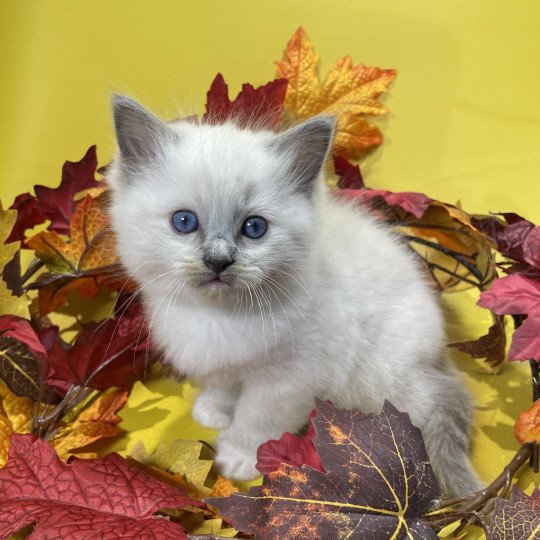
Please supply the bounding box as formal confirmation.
[112,94,177,166]
[271,116,335,194]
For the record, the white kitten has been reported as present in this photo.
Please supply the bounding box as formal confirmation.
[108,95,482,497]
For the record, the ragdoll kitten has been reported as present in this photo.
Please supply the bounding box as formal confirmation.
[108,95,483,497]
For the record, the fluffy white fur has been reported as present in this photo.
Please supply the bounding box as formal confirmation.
[108,96,482,497]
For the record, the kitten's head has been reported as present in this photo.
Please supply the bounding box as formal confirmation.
[108,95,334,304]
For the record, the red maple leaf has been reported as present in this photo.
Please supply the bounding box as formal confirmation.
[33,145,102,235]
[203,73,288,129]
[256,409,323,474]
[0,434,201,539]
[6,193,47,244]
[478,274,540,361]
[39,298,153,395]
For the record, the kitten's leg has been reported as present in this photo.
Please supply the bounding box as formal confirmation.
[192,372,239,430]
[214,383,314,480]
[418,367,484,498]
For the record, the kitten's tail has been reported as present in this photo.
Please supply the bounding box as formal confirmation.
[421,366,484,498]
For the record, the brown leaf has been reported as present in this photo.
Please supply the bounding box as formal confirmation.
[208,400,439,539]
[488,487,540,539]
[448,316,507,370]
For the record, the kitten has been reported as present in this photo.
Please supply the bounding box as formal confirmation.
[108,95,483,497]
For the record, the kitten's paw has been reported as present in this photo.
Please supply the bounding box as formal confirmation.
[215,437,259,481]
[192,393,233,430]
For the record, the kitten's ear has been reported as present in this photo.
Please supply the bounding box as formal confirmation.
[272,116,335,194]
[112,95,177,165]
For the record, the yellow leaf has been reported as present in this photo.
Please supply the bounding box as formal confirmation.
[130,439,214,495]
[0,379,36,465]
[0,203,29,318]
[129,439,239,535]
[50,389,128,459]
[276,27,396,159]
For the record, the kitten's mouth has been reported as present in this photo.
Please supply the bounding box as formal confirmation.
[204,275,231,289]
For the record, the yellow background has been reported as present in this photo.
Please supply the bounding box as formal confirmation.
[1,1,539,537]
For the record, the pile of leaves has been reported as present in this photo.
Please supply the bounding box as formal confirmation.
[0,26,538,538]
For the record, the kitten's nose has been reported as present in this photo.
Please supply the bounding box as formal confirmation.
[203,256,235,274]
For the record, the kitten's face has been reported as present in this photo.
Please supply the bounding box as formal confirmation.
[108,96,333,304]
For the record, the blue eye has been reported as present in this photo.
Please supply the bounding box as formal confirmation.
[242,216,267,239]
[171,210,198,234]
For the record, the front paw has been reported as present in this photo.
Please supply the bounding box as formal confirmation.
[192,393,233,430]
[215,435,259,481]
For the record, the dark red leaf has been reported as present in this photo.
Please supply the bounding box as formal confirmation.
[34,146,102,235]
[41,299,153,394]
[6,193,47,244]
[488,487,540,539]
[256,409,323,474]
[203,73,288,129]
[0,434,201,539]
[333,154,365,189]
[209,400,439,539]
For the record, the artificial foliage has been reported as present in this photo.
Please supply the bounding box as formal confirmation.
[0,27,538,539]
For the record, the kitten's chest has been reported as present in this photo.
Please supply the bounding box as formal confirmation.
[148,299,290,376]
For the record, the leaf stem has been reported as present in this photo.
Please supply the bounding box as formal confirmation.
[425,443,534,531]
[20,258,44,284]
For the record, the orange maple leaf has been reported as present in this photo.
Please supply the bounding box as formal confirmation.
[26,195,127,314]
[276,27,396,159]
[515,399,540,444]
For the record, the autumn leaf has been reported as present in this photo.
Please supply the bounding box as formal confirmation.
[478,275,540,361]
[50,389,128,460]
[0,434,202,539]
[0,379,36,466]
[488,487,540,539]
[203,73,288,129]
[128,440,239,537]
[473,213,540,282]
[39,298,152,395]
[33,145,103,235]
[0,205,29,317]
[332,154,365,189]
[0,316,48,403]
[209,399,439,539]
[448,315,507,370]
[276,27,396,159]
[0,377,127,465]
[332,157,495,292]
[256,408,323,475]
[6,193,47,244]
[26,194,122,315]
[394,202,497,292]
[130,439,214,497]
[515,399,540,445]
